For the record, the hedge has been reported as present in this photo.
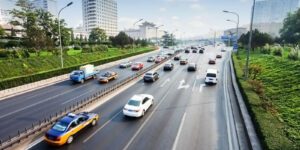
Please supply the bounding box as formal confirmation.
[0,48,155,90]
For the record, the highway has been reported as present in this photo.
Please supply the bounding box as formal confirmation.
[27,45,250,150]
[0,50,161,142]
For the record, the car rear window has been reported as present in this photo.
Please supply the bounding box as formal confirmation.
[145,73,153,76]
[206,73,216,77]
[128,100,141,106]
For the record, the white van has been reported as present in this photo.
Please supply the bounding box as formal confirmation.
[205,69,218,85]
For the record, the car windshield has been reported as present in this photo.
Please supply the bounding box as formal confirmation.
[128,100,140,106]
[165,64,172,67]
[207,73,216,77]
[145,73,153,76]
[72,71,81,75]
[52,121,69,132]
[102,72,111,77]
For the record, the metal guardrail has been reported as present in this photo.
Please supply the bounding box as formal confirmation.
[229,56,262,150]
[0,50,182,150]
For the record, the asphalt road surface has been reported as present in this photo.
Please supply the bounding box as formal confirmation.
[28,45,250,150]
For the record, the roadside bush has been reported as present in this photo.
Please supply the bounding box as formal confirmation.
[0,50,9,58]
[73,45,81,50]
[5,40,20,48]
[260,44,271,54]
[92,45,108,52]
[248,64,262,80]
[82,45,92,53]
[248,79,265,97]
[272,46,283,56]
[288,48,299,60]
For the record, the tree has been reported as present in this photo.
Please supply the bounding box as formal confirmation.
[110,32,132,48]
[162,32,176,46]
[0,26,5,37]
[238,29,274,49]
[89,28,107,43]
[280,8,300,44]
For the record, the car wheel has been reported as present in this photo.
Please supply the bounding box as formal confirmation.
[67,136,74,144]
[91,119,97,126]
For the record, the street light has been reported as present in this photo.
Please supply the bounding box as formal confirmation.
[155,25,164,46]
[245,0,256,80]
[226,19,238,47]
[58,1,73,68]
[132,18,143,52]
[223,10,240,50]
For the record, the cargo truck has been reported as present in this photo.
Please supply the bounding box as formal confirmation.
[70,64,99,83]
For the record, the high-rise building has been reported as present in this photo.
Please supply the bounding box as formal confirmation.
[253,0,300,37]
[82,0,118,37]
[33,0,57,17]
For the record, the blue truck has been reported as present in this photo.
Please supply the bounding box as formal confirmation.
[70,64,99,83]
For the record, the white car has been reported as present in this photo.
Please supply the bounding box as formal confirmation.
[205,69,218,85]
[123,94,154,117]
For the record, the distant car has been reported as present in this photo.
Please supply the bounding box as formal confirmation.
[98,71,118,83]
[147,56,155,62]
[167,51,175,56]
[191,46,197,50]
[131,62,144,70]
[123,94,154,117]
[199,49,204,53]
[205,69,218,85]
[192,49,197,53]
[174,56,181,61]
[44,112,99,146]
[187,63,197,71]
[119,61,132,68]
[163,63,174,71]
[185,49,190,53]
[143,71,159,82]
[180,58,188,65]
[216,53,222,58]
[155,57,163,64]
[209,58,216,64]
[221,49,226,52]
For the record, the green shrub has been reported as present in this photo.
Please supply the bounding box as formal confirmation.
[82,45,92,53]
[0,50,9,58]
[248,79,265,96]
[287,48,299,60]
[92,45,108,52]
[260,44,271,54]
[272,46,283,56]
[73,45,81,50]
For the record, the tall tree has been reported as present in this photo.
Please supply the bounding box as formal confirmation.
[110,32,132,48]
[89,28,107,43]
[238,29,274,49]
[162,32,176,46]
[280,8,300,44]
[0,26,5,37]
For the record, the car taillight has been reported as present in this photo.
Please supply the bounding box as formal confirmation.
[54,137,61,141]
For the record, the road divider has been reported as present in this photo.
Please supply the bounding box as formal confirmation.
[0,50,182,150]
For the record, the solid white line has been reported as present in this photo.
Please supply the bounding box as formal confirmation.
[26,137,44,150]
[122,88,172,150]
[192,81,197,91]
[199,84,205,93]
[83,110,122,143]
[61,89,94,105]
[172,112,187,150]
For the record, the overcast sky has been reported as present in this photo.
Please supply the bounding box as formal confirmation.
[4,0,253,38]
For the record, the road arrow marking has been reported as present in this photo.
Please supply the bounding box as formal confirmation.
[178,80,190,89]
[199,84,206,92]
[160,78,171,87]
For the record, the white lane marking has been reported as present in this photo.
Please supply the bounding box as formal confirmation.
[177,80,190,89]
[61,89,94,105]
[26,137,44,150]
[83,110,122,143]
[196,75,200,80]
[199,84,206,93]
[192,81,197,92]
[122,87,173,150]
[172,112,186,150]
[0,84,90,119]
[160,78,171,87]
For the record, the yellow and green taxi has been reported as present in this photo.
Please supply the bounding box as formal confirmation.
[44,112,99,146]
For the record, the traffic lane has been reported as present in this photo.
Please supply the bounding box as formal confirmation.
[174,49,230,150]
[0,51,160,117]
[29,57,185,150]
[125,55,202,150]
[0,52,162,140]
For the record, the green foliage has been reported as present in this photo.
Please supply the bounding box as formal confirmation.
[248,79,265,97]
[109,32,133,48]
[239,29,274,49]
[0,47,155,89]
[287,47,299,60]
[0,25,5,37]
[260,44,272,54]
[248,64,262,80]
[272,46,283,56]
[73,45,81,50]
[233,50,300,150]
[280,8,300,44]
[89,28,107,43]
[162,32,176,46]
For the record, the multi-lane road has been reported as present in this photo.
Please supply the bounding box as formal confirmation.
[0,45,250,150]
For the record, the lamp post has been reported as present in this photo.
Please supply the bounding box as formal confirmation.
[58,2,73,68]
[223,10,240,50]
[155,25,164,47]
[132,19,143,52]
[226,19,238,47]
[245,0,256,80]
[171,29,178,47]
